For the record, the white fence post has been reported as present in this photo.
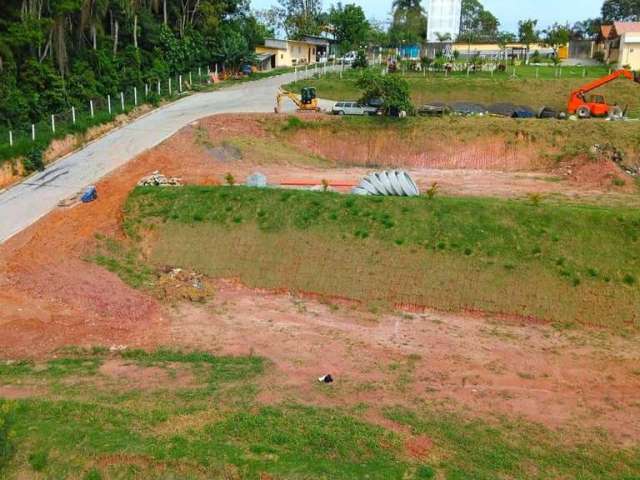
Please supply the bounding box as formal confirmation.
[108,95,112,114]
[31,124,35,141]
[134,87,138,106]
[9,131,13,147]
[189,71,192,86]
[90,100,94,118]
[169,78,172,95]
[51,114,56,133]
[198,66,202,78]
[145,84,149,98]
[157,80,161,95]
[120,92,125,111]
[72,106,76,124]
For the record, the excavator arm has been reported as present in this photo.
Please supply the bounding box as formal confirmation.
[570,69,634,98]
[568,69,640,115]
[276,90,302,113]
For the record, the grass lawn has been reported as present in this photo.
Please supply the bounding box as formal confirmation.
[1,348,639,479]
[117,186,640,330]
[285,66,640,118]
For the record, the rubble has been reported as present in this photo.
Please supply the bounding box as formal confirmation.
[155,267,214,303]
[590,144,638,177]
[137,171,182,187]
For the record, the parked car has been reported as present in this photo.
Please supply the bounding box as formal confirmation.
[332,102,379,116]
[341,51,357,64]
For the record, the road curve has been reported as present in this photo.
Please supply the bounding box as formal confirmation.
[0,70,333,243]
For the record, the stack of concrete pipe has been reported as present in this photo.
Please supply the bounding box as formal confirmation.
[352,170,420,197]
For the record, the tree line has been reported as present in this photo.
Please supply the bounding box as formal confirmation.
[0,0,269,128]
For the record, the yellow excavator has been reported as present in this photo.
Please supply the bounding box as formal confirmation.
[275,87,320,113]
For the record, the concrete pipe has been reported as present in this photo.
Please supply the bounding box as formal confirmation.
[352,170,420,197]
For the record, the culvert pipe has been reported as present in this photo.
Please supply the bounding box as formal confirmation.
[352,170,420,197]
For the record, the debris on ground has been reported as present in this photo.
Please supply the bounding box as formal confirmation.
[137,171,182,187]
[81,186,97,203]
[590,144,638,176]
[58,192,81,208]
[246,172,268,188]
[352,170,420,197]
[155,267,215,303]
[318,374,334,384]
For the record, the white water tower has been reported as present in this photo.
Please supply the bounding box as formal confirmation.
[426,0,462,43]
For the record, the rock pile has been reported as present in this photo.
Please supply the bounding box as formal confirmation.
[137,171,182,187]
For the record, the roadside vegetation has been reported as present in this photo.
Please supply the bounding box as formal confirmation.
[120,186,640,330]
[285,66,640,118]
[0,348,638,479]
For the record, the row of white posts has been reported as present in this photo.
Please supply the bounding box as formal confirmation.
[6,68,211,146]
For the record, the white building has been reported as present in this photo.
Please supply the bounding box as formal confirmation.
[426,0,462,43]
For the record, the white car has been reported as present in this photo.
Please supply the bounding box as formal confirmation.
[332,102,378,116]
[341,51,357,64]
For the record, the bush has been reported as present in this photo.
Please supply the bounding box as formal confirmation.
[356,71,414,116]
[23,147,45,173]
[352,50,369,69]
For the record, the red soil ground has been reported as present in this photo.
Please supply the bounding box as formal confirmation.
[1,114,639,444]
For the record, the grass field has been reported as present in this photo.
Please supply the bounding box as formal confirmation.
[285,66,640,118]
[1,348,639,479]
[117,186,640,330]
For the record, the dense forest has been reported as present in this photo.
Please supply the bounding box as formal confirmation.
[0,0,269,128]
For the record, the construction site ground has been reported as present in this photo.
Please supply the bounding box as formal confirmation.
[1,114,639,478]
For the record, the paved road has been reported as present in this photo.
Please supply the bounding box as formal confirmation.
[0,70,335,243]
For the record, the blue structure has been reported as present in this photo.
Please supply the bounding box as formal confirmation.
[399,44,421,59]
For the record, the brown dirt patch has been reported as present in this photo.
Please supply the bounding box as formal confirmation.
[405,435,434,460]
[163,281,640,445]
[0,385,45,399]
[99,359,197,391]
[0,160,24,190]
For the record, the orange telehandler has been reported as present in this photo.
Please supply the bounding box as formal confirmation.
[568,69,640,119]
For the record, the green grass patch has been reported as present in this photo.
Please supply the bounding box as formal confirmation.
[121,186,640,329]
[91,235,154,288]
[385,406,640,480]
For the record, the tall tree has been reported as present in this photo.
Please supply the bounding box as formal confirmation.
[389,0,426,45]
[329,2,369,53]
[602,0,640,22]
[276,0,324,39]
[543,23,571,57]
[518,18,539,63]
[459,0,499,42]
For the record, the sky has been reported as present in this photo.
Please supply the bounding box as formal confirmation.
[249,0,604,33]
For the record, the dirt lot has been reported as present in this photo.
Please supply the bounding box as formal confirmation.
[1,114,639,446]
